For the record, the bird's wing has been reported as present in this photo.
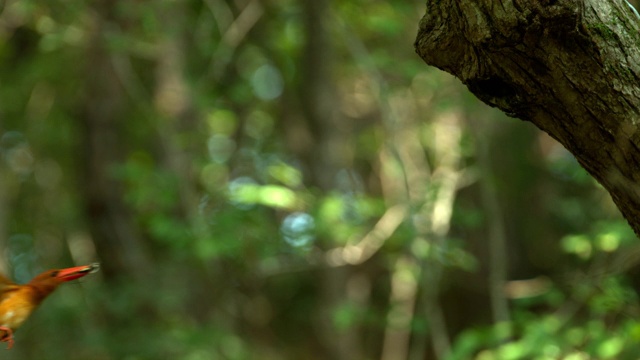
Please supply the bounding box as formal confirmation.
[0,275,18,304]
[0,274,16,287]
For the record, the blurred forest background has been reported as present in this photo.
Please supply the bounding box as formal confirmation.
[2,0,640,359]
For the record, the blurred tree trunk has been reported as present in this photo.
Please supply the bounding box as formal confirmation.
[415,0,640,237]
[153,0,223,328]
[295,0,363,359]
[79,1,151,282]
[0,161,12,274]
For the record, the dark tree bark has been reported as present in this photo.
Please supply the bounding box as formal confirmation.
[79,0,151,281]
[295,0,363,358]
[415,0,640,236]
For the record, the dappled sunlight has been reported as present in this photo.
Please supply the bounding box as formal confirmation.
[281,212,315,248]
[0,0,638,359]
[251,64,284,101]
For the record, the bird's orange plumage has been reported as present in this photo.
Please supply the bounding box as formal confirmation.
[0,263,99,349]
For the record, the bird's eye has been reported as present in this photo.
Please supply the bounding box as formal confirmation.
[50,271,59,277]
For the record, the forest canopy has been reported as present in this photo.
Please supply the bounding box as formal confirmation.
[0,0,639,359]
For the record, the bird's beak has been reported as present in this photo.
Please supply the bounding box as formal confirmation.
[55,263,100,282]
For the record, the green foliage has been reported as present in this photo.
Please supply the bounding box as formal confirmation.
[0,0,637,359]
[451,279,640,360]
[447,216,640,360]
[561,220,636,260]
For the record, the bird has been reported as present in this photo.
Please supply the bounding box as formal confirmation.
[0,263,99,349]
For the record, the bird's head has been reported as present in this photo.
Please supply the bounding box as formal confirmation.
[28,263,100,292]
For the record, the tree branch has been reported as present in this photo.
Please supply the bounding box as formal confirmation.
[415,0,640,236]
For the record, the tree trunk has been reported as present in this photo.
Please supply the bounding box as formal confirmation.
[414,0,640,236]
[79,0,151,282]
